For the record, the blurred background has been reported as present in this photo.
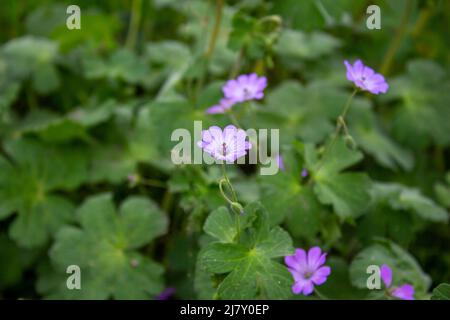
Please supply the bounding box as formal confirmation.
[0,0,449,299]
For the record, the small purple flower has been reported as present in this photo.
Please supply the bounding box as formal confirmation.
[222,73,267,103]
[301,168,308,178]
[380,264,415,300]
[206,98,235,114]
[197,125,252,162]
[344,59,389,94]
[276,154,285,171]
[285,247,331,296]
[155,287,176,300]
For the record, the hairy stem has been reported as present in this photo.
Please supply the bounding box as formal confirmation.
[220,163,242,241]
[139,178,166,188]
[314,287,330,300]
[229,48,244,79]
[380,0,414,75]
[228,110,242,128]
[205,0,224,59]
[312,88,358,178]
[125,0,143,50]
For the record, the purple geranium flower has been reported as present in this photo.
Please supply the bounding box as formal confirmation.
[344,59,389,94]
[285,247,331,296]
[380,264,415,300]
[222,73,267,103]
[197,125,252,162]
[206,98,235,114]
[155,287,176,300]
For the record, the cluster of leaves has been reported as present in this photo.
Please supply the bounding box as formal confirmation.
[0,0,449,300]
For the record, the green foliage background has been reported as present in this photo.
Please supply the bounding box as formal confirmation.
[0,0,449,300]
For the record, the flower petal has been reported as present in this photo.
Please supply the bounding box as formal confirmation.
[353,59,364,76]
[311,266,331,286]
[380,264,392,288]
[302,280,315,296]
[285,255,300,269]
[206,105,226,114]
[292,281,304,294]
[294,249,308,269]
[391,284,414,300]
[344,60,355,81]
[307,247,323,269]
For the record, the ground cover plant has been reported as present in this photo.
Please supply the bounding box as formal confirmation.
[0,0,449,300]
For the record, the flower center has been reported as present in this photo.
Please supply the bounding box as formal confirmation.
[303,271,313,279]
[243,87,252,98]
[222,142,227,156]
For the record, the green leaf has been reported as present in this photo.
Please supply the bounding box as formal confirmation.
[84,49,149,84]
[198,203,294,299]
[48,193,168,299]
[203,207,237,243]
[51,12,120,52]
[194,255,216,299]
[17,99,117,143]
[259,166,320,228]
[32,63,60,94]
[275,29,340,60]
[254,81,344,144]
[349,239,431,295]
[200,243,248,274]
[435,173,450,208]
[314,173,371,220]
[1,36,60,94]
[0,234,22,289]
[431,283,450,300]
[258,148,326,234]
[0,75,20,116]
[372,183,448,223]
[119,196,169,249]
[9,195,74,248]
[0,139,88,247]
[309,139,372,220]
[318,257,368,299]
[86,105,171,184]
[218,258,292,299]
[395,188,448,222]
[227,13,267,59]
[387,60,450,148]
[348,99,414,171]
[272,0,362,31]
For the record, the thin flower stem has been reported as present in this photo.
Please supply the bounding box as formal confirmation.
[380,0,414,75]
[228,110,242,128]
[340,88,358,120]
[229,47,244,79]
[195,0,224,101]
[221,163,238,203]
[367,290,388,300]
[312,88,358,179]
[219,179,236,205]
[161,189,173,213]
[139,178,166,188]
[220,163,241,242]
[235,211,241,242]
[205,0,224,59]
[125,0,142,50]
[314,287,330,300]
